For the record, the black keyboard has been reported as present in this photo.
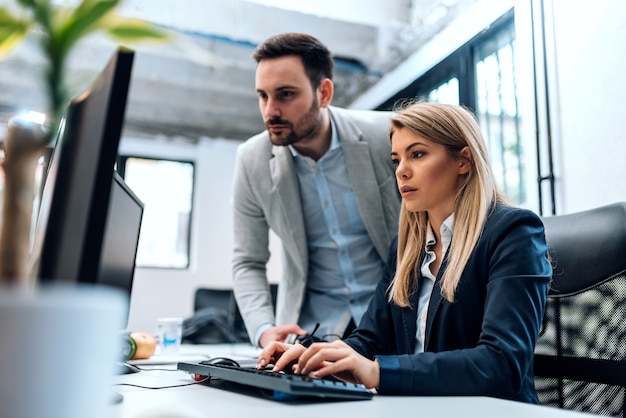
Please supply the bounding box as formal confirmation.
[177,361,373,401]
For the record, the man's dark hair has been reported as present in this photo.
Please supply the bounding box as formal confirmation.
[253,33,334,88]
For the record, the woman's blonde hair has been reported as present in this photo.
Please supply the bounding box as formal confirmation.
[388,101,508,306]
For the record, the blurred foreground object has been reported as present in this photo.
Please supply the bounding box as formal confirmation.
[0,117,47,285]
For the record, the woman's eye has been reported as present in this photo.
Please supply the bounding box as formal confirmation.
[412,151,424,159]
[391,158,399,166]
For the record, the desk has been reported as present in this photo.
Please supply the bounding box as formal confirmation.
[109,344,596,418]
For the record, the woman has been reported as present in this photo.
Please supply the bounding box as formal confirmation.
[256,102,552,403]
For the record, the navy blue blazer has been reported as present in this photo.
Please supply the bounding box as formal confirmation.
[345,204,552,403]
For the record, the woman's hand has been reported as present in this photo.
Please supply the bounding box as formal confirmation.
[256,341,306,372]
[295,340,380,389]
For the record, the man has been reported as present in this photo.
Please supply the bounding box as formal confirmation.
[232,33,400,348]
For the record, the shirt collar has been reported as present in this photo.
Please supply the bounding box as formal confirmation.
[424,213,455,250]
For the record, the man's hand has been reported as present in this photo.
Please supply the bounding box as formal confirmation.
[259,324,306,348]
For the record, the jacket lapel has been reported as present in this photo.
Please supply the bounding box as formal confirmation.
[333,111,391,261]
[269,146,307,265]
[402,286,421,353]
[423,249,451,350]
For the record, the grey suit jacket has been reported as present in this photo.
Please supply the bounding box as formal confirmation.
[232,106,400,343]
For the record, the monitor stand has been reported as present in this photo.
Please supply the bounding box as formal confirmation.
[116,361,140,374]
[111,361,140,404]
[110,390,124,404]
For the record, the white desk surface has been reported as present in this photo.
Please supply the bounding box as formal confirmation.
[108,344,596,418]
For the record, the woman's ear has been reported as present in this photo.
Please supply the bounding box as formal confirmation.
[458,146,473,175]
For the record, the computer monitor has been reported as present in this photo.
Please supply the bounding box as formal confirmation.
[30,47,137,315]
[97,171,144,318]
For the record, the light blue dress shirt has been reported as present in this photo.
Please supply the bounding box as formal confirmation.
[414,214,454,353]
[290,122,385,339]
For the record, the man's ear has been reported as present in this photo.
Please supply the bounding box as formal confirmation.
[458,146,473,175]
[318,78,334,108]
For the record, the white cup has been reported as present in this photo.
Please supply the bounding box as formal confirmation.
[157,317,183,354]
[0,284,125,418]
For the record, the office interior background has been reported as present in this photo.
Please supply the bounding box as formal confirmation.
[0,0,624,333]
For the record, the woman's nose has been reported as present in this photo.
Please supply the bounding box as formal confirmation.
[396,162,410,179]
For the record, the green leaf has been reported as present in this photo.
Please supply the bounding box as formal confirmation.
[0,30,29,59]
[15,0,36,7]
[71,0,119,25]
[104,17,169,43]
[0,7,24,26]
[57,0,119,57]
[0,8,31,59]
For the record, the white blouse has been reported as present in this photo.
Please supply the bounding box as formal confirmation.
[414,214,454,353]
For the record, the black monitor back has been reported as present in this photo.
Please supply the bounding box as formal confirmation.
[31,48,135,287]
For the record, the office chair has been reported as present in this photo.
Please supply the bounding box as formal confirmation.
[534,202,626,416]
[182,288,248,344]
[183,285,279,344]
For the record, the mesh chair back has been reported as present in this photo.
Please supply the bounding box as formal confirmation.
[535,202,626,416]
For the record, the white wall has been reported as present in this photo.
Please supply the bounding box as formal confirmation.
[124,0,626,333]
[121,135,283,332]
[544,0,626,213]
[120,137,240,332]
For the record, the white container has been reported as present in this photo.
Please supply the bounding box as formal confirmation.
[0,284,125,418]
[157,317,183,354]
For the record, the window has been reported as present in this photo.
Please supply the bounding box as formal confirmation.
[428,78,460,105]
[379,10,526,205]
[117,156,194,269]
[474,29,524,203]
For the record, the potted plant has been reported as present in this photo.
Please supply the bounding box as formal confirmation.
[0,0,170,287]
[0,2,173,416]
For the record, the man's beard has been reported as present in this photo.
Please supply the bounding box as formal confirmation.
[266,98,322,147]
